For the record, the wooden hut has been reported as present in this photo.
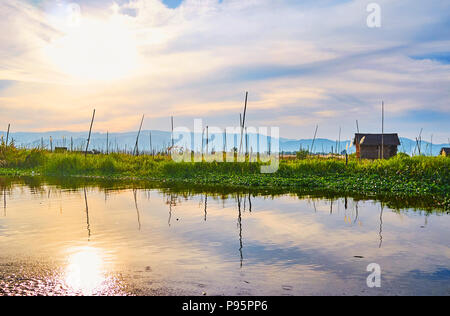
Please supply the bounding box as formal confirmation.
[54,147,68,153]
[354,133,400,159]
[440,148,450,157]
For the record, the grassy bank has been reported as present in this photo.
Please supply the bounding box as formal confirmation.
[1,145,449,209]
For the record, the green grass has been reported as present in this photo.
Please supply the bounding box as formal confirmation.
[1,144,449,210]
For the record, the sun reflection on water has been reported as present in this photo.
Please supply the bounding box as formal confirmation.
[64,247,108,295]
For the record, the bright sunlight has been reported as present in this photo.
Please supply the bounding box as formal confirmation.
[64,246,106,295]
[43,10,139,82]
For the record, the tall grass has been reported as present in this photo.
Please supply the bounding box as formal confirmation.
[1,146,449,180]
[0,141,47,168]
[0,147,449,209]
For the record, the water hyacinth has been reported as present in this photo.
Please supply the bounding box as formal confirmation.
[0,149,448,210]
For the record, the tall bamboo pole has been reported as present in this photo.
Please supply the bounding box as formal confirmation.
[171,116,174,148]
[85,109,96,157]
[239,92,248,154]
[5,124,10,147]
[133,114,145,156]
[338,126,341,155]
[149,131,153,156]
[356,120,360,160]
[381,101,384,159]
[310,125,318,155]
[206,126,209,156]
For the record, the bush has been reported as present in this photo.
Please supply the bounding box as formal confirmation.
[397,152,410,159]
[98,156,117,173]
[296,150,309,160]
[24,149,47,168]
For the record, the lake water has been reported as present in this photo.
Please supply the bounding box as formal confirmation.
[0,177,449,296]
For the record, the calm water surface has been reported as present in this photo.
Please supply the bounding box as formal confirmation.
[0,177,449,296]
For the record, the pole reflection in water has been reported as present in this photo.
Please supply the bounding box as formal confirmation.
[84,187,91,241]
[379,203,384,249]
[167,194,177,227]
[204,194,208,222]
[354,201,359,224]
[237,193,244,268]
[3,187,6,217]
[133,189,141,231]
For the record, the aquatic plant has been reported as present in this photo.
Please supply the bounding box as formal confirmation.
[0,149,448,210]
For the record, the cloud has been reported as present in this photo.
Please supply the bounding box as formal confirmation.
[0,0,449,142]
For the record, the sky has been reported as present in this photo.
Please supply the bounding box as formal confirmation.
[0,0,449,143]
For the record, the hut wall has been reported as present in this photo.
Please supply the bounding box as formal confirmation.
[360,145,397,159]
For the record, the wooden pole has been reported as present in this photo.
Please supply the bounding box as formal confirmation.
[106,132,109,154]
[415,138,420,156]
[257,132,260,162]
[381,101,384,159]
[85,109,96,157]
[356,120,361,160]
[133,114,145,156]
[206,126,209,156]
[171,116,174,149]
[415,128,423,156]
[430,134,433,156]
[239,92,248,154]
[223,129,227,162]
[224,129,227,153]
[311,125,318,155]
[201,127,205,160]
[239,113,242,154]
[338,126,341,155]
[149,131,153,157]
[5,124,10,147]
[245,127,248,156]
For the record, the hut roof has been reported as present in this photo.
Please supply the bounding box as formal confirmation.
[441,148,450,155]
[353,133,400,146]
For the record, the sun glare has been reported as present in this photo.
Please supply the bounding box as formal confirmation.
[44,15,139,82]
[64,246,106,295]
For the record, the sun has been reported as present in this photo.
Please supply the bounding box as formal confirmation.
[44,15,139,82]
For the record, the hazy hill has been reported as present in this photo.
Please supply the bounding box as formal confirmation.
[1,130,448,156]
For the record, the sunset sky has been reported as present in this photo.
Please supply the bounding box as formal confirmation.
[0,0,449,142]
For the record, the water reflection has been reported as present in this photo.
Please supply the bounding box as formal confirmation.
[84,187,91,241]
[204,194,208,222]
[0,177,449,296]
[133,189,142,231]
[237,194,244,268]
[379,204,384,249]
[3,186,6,217]
[64,246,106,295]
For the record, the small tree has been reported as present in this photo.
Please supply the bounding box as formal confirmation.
[296,149,309,160]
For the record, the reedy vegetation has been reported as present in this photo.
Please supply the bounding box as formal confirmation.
[1,142,449,209]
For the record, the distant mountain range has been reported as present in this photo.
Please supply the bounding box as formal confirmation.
[1,130,448,156]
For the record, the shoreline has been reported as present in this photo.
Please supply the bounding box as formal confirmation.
[1,149,449,210]
[1,165,449,211]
